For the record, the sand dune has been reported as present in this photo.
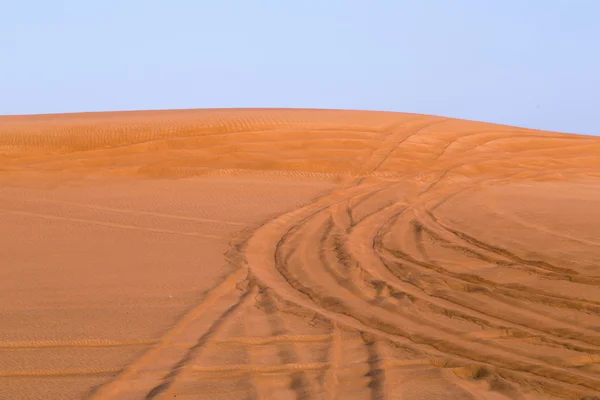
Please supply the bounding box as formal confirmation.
[1,109,599,399]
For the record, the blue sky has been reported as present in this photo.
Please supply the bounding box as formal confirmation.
[1,1,599,135]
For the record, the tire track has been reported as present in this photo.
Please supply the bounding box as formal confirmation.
[0,208,223,240]
[324,322,342,400]
[146,286,251,399]
[256,287,317,400]
[0,196,246,226]
[245,178,600,398]
[89,268,249,399]
[341,196,600,363]
[361,333,387,400]
[366,118,449,175]
[347,197,600,356]
[417,210,600,299]
[373,213,600,349]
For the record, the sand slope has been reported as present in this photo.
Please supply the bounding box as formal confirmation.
[1,109,600,399]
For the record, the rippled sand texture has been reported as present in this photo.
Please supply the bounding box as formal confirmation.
[1,109,600,399]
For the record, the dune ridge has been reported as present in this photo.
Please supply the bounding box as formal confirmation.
[1,109,600,399]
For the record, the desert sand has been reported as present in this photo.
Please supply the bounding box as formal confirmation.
[1,108,599,399]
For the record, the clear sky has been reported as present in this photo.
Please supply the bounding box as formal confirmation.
[2,1,599,135]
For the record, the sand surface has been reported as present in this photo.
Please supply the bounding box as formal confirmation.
[1,109,599,399]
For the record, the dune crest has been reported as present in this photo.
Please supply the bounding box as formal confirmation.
[1,109,599,399]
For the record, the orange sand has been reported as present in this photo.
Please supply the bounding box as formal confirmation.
[1,109,599,399]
